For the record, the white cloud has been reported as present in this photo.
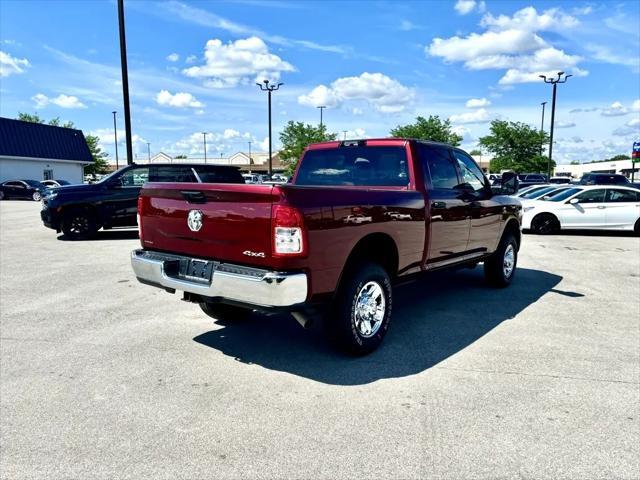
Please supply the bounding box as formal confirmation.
[465,97,491,108]
[155,90,204,108]
[633,100,640,112]
[166,53,180,62]
[90,128,148,160]
[454,0,485,15]
[31,93,86,109]
[585,44,640,72]
[449,108,490,124]
[0,50,30,77]
[601,101,629,117]
[342,128,368,140]
[182,36,295,88]
[298,72,415,113]
[428,7,586,85]
[555,121,576,128]
[170,130,262,156]
[613,118,640,137]
[185,55,198,64]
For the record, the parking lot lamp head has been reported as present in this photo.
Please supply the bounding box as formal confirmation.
[540,72,573,179]
[256,80,284,177]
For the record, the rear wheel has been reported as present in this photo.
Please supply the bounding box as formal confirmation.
[634,218,640,235]
[32,191,41,202]
[326,262,392,355]
[199,302,252,321]
[62,209,98,239]
[484,233,518,288]
[531,213,560,234]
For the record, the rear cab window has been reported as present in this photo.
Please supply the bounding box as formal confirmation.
[295,146,409,187]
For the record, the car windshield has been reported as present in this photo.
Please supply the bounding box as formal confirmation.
[56,180,70,185]
[544,188,583,201]
[520,186,558,199]
[515,185,547,197]
[24,180,43,187]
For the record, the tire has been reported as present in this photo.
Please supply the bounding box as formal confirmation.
[531,213,560,234]
[634,218,640,235]
[199,302,252,321]
[327,262,393,355]
[32,191,41,202]
[484,233,518,288]
[61,209,98,239]
[0,191,4,200]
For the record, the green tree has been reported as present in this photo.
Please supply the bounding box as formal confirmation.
[279,121,337,174]
[479,120,552,173]
[17,112,109,175]
[570,160,580,165]
[609,154,630,161]
[390,115,462,146]
[174,154,187,159]
[469,149,482,156]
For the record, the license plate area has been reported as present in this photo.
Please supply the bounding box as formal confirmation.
[164,258,215,283]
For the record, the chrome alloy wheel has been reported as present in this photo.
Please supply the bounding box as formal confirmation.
[354,281,386,338]
[503,244,515,279]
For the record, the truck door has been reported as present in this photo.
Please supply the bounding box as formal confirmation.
[417,144,470,267]
[452,150,503,254]
[103,166,150,226]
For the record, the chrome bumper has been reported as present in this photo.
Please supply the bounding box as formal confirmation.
[130,249,308,308]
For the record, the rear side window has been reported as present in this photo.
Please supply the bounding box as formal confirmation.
[606,189,639,202]
[296,146,409,187]
[418,145,459,189]
[193,166,245,184]
[575,189,606,203]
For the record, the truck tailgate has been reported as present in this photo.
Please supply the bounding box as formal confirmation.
[139,183,278,267]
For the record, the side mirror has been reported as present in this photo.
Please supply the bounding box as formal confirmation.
[500,172,519,195]
[569,198,579,204]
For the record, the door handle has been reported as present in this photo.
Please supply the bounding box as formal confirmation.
[432,201,446,209]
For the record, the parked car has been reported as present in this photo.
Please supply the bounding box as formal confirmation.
[578,173,630,186]
[242,173,260,184]
[518,185,571,202]
[131,139,522,354]
[517,173,548,189]
[522,185,640,234]
[41,179,71,188]
[41,163,245,239]
[513,184,551,198]
[549,176,571,184]
[0,179,48,201]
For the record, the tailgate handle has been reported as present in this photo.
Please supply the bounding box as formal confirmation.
[181,190,207,204]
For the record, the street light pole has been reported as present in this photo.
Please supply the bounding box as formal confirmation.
[317,105,326,130]
[248,141,252,174]
[117,0,133,165]
[343,130,347,140]
[540,72,572,179]
[540,101,547,156]
[256,79,283,177]
[202,132,208,163]
[147,142,151,161]
[112,111,119,170]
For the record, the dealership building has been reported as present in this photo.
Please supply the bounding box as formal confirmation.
[0,117,93,184]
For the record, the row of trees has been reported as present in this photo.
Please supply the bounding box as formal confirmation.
[278,115,553,174]
[17,113,110,175]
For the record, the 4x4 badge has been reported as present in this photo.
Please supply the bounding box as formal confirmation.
[187,210,203,232]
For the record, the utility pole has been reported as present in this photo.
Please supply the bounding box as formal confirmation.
[540,101,547,157]
[202,132,208,163]
[147,142,151,161]
[343,130,347,140]
[112,111,119,170]
[117,0,133,165]
[248,141,252,174]
[256,79,283,177]
[317,105,326,130]
[540,72,572,179]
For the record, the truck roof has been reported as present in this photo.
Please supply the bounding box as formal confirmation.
[306,138,456,150]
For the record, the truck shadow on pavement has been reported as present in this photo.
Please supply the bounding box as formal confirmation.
[56,229,139,241]
[193,267,563,385]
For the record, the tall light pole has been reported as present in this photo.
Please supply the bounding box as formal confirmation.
[112,111,119,170]
[540,101,547,156]
[317,105,326,130]
[343,130,347,140]
[256,79,283,177]
[540,72,572,179]
[147,142,151,161]
[202,132,208,163]
[117,0,133,165]
[248,141,252,174]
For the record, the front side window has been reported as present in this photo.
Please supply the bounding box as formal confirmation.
[453,151,486,192]
[120,167,150,187]
[296,146,409,187]
[605,189,639,202]
[419,145,459,189]
[574,189,606,203]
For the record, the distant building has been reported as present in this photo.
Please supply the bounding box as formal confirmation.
[555,159,639,179]
[0,117,93,183]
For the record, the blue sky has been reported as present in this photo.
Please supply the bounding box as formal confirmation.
[1,0,639,164]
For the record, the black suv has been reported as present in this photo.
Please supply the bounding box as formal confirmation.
[578,173,630,186]
[41,163,245,239]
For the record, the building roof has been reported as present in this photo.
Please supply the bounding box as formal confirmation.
[0,117,93,163]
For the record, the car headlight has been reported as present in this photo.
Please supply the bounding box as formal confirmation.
[523,206,536,212]
[44,192,57,201]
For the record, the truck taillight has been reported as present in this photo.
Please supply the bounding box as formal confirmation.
[272,205,306,256]
[137,196,145,243]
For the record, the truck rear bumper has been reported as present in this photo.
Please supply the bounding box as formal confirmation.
[131,249,308,308]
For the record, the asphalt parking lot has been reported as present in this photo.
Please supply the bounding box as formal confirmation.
[1,200,639,479]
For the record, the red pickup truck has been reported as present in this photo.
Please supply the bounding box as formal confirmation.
[132,139,521,354]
